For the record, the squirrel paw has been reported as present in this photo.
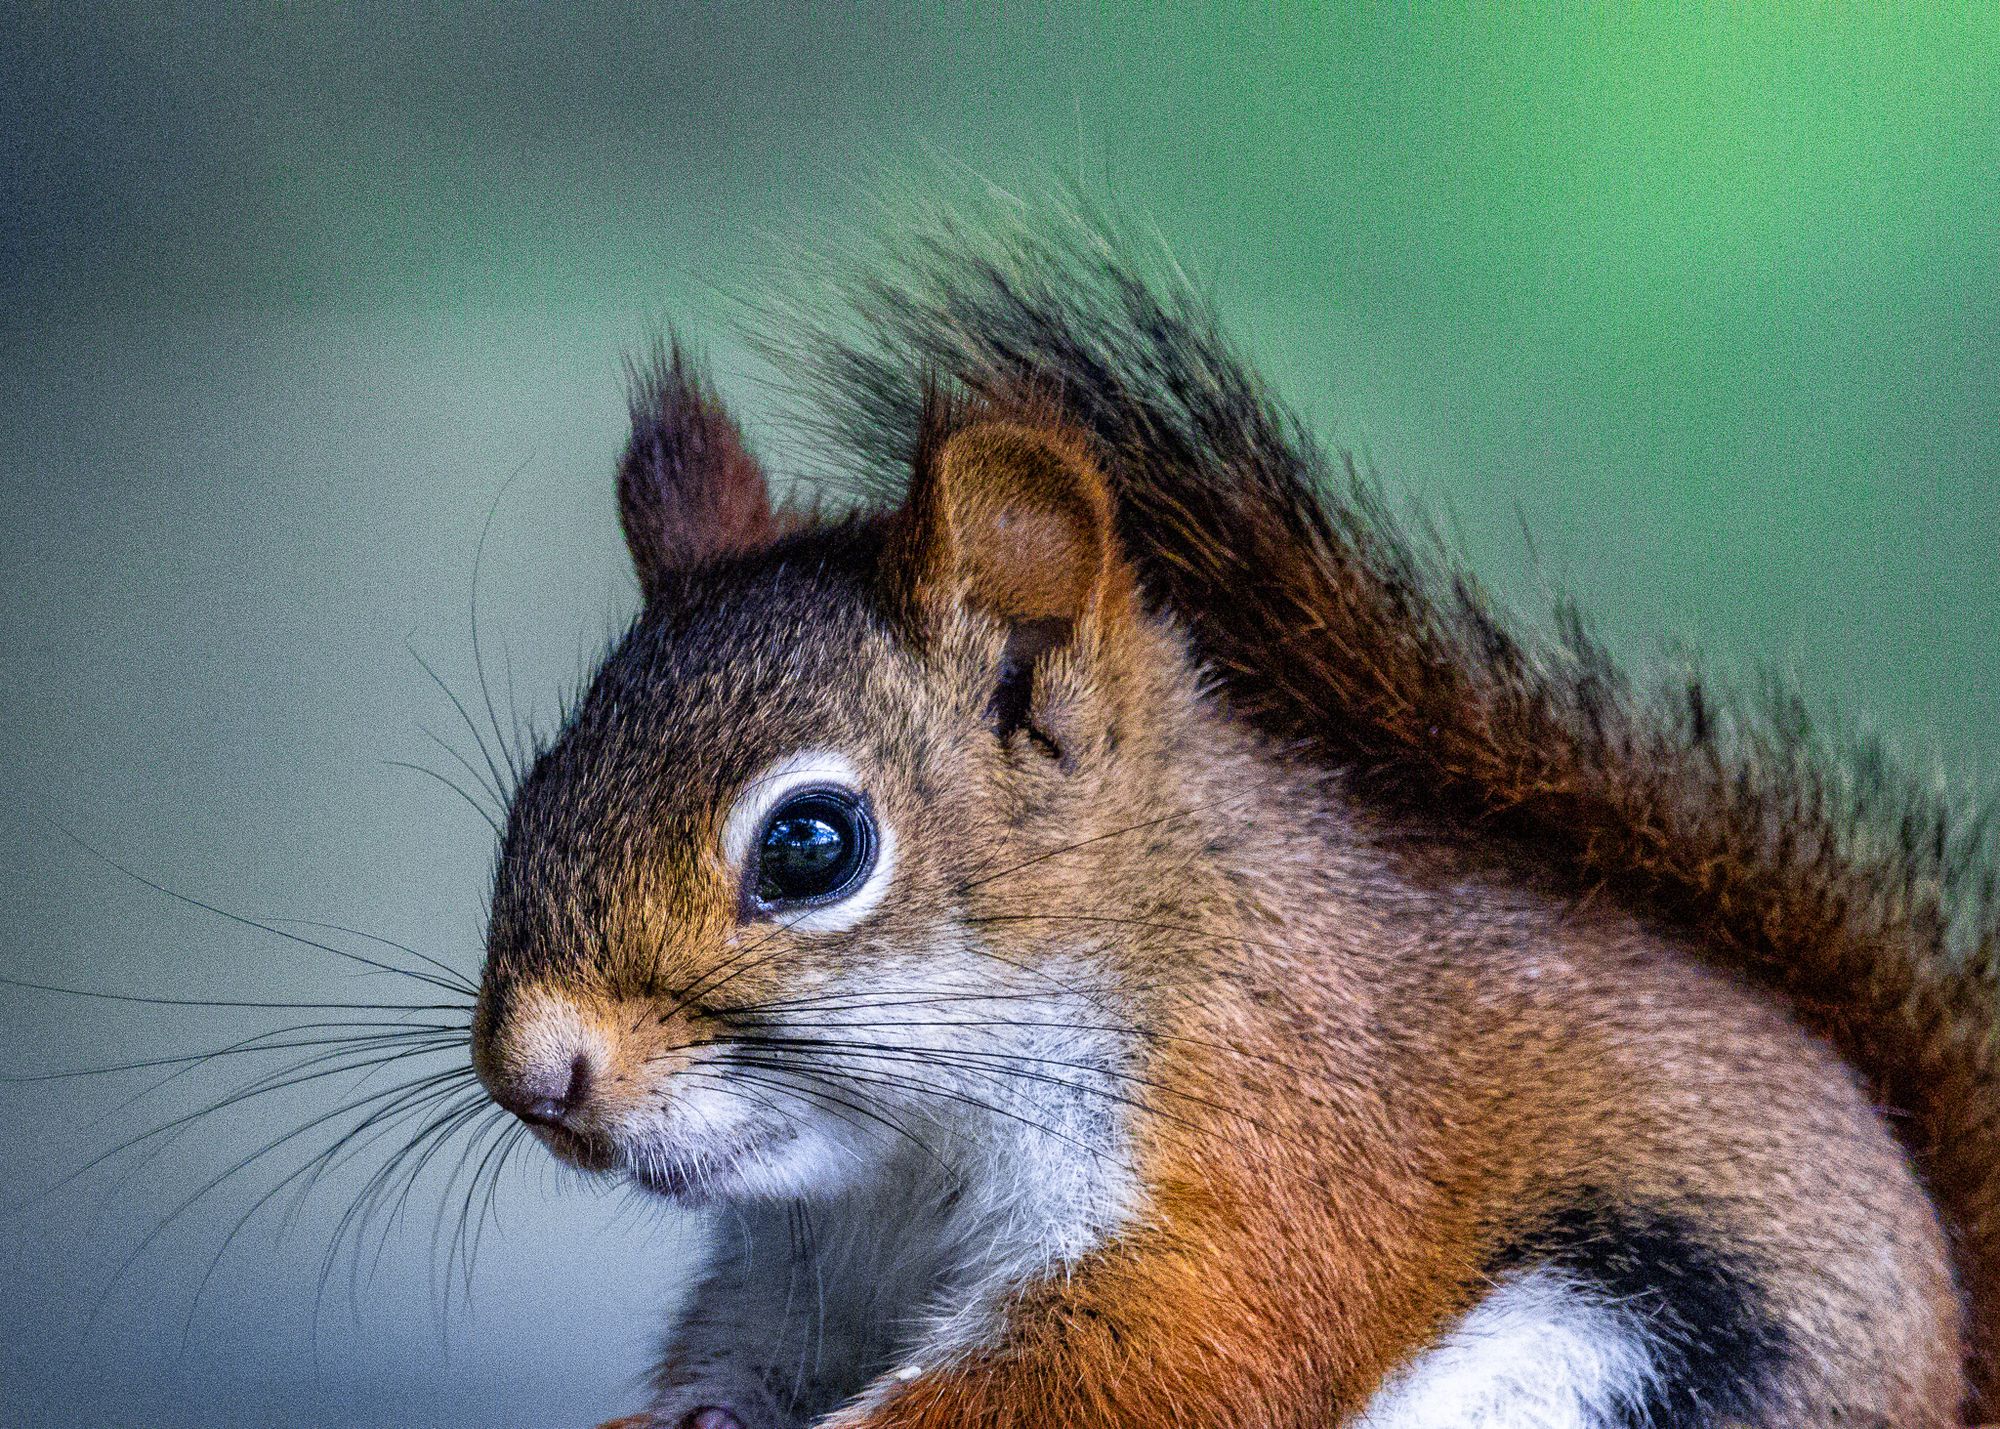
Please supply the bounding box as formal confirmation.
[595,1413,744,1429]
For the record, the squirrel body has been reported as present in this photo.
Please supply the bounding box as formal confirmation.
[471,209,1998,1427]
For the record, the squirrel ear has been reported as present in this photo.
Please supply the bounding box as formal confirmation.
[617,342,774,597]
[892,409,1125,640]
[892,410,1134,757]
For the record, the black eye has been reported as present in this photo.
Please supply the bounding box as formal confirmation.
[754,788,875,907]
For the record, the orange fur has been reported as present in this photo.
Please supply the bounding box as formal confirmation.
[491,208,1994,1427]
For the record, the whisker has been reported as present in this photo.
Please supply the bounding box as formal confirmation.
[386,759,503,837]
[297,1084,497,1337]
[655,901,831,1022]
[418,720,509,812]
[94,1039,479,1234]
[408,644,515,813]
[731,1033,1278,1149]
[717,1010,1289,1070]
[689,1064,954,1179]
[182,1073,485,1351]
[303,1087,492,1338]
[265,919,480,999]
[80,1021,462,1139]
[47,823,476,997]
[6,1023,471,1085]
[467,457,534,787]
[441,1110,525,1300]
[85,1061,482,1337]
[0,974,467,1014]
[323,1089,501,1313]
[22,1036,476,1215]
[722,1054,1109,1168]
[716,1031,1325,1191]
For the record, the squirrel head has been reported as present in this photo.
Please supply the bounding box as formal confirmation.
[472,356,1207,1203]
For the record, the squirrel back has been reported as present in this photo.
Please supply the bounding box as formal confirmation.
[780,198,2000,1405]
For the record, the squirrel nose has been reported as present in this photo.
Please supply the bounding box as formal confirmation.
[494,1051,593,1129]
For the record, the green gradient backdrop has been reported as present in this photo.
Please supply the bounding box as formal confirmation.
[3,7,1995,1425]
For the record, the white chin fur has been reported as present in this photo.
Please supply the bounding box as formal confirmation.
[607,1060,886,1205]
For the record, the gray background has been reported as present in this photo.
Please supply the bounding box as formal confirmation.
[3,7,1995,1427]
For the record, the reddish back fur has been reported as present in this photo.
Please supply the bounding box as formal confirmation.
[781,200,2000,1410]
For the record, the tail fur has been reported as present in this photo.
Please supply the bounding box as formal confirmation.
[776,190,2000,1407]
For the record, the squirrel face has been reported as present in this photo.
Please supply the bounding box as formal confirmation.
[472,364,1194,1205]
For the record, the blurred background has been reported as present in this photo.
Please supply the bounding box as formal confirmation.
[2,6,1995,1426]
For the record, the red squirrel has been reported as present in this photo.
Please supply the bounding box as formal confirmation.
[470,205,2000,1427]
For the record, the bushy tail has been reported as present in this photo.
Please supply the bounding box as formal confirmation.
[778,190,2000,1404]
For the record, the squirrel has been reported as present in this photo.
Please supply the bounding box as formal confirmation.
[469,202,2000,1429]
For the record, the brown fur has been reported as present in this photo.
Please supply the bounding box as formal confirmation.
[777,200,2000,1416]
[619,340,776,592]
[471,206,1995,1427]
[809,403,1958,1424]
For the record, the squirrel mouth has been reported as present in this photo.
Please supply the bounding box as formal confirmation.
[531,1123,619,1174]
[523,1109,795,1198]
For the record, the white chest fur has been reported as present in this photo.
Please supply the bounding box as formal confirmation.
[1353,1269,1658,1429]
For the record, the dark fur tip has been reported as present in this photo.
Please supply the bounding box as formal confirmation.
[1492,1194,1790,1428]
[618,338,775,593]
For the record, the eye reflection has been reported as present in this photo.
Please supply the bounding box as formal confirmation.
[753,788,874,906]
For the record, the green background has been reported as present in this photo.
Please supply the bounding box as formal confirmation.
[3,7,1995,1424]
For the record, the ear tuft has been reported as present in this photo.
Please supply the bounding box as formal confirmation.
[618,340,774,596]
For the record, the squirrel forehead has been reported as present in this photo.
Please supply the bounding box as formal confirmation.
[582,561,902,777]
[506,534,950,858]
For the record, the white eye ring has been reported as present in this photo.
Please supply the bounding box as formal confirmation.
[721,751,896,934]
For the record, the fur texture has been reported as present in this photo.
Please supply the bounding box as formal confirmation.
[469,198,1994,1429]
[777,194,2000,1411]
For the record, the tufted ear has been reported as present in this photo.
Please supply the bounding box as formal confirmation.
[617,341,774,596]
[889,400,1133,753]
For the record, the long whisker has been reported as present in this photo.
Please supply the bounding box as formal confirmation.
[722,1054,1110,1167]
[72,1034,473,1229]
[468,457,534,787]
[717,1010,1290,1070]
[48,823,475,997]
[688,1064,955,1179]
[654,901,831,1022]
[465,1121,533,1292]
[0,974,466,1014]
[408,644,515,813]
[729,1033,1287,1150]
[77,1021,459,1143]
[419,720,509,813]
[265,919,480,999]
[86,1060,481,1336]
[181,1071,484,1350]
[386,758,504,837]
[5,1022,471,1085]
[324,1088,500,1313]
[441,1109,526,1301]
[23,1033,476,1215]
